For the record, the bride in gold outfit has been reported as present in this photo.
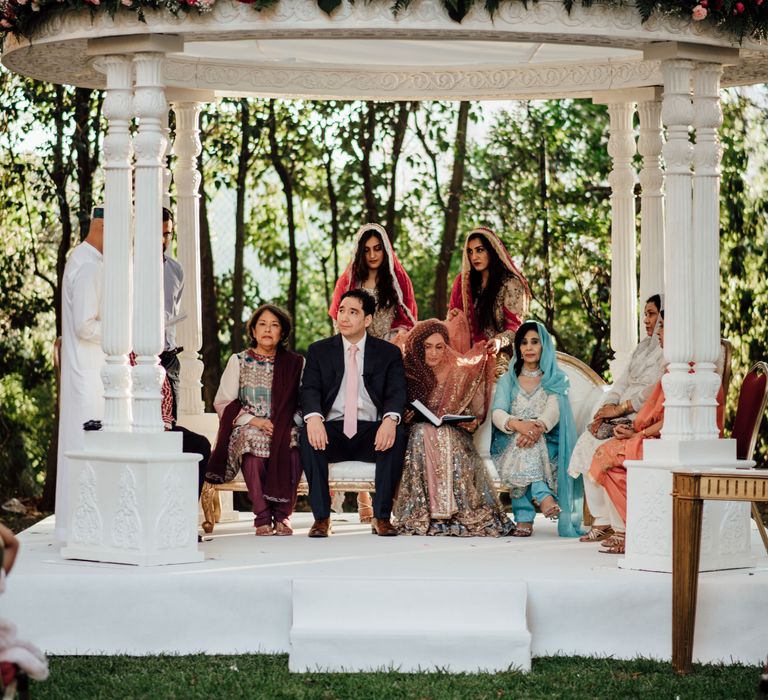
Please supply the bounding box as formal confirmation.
[393,319,514,537]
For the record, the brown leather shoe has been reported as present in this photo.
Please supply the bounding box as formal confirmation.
[371,517,398,536]
[308,518,332,538]
[274,521,293,536]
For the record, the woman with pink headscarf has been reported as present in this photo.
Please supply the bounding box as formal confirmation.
[329,223,417,341]
[448,227,530,358]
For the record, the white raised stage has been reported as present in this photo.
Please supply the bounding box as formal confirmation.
[5,512,767,671]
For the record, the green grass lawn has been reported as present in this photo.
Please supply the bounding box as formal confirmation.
[30,654,761,699]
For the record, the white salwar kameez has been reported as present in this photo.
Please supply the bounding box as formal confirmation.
[55,241,105,541]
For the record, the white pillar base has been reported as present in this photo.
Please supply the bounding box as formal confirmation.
[620,439,754,573]
[62,431,203,566]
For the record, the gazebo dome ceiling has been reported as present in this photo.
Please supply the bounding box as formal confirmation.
[2,0,767,99]
[184,39,641,68]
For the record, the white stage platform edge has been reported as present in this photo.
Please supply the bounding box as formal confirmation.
[4,513,767,669]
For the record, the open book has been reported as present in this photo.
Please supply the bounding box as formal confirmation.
[410,399,475,427]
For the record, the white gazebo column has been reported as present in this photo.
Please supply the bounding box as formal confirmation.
[593,93,638,379]
[621,45,751,574]
[170,97,208,417]
[637,88,665,307]
[691,62,725,440]
[63,37,201,566]
[98,54,134,432]
[659,57,695,441]
[132,51,171,433]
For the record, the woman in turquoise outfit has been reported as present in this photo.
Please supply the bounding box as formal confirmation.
[490,321,582,538]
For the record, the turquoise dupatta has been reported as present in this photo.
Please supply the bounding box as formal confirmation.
[490,321,583,537]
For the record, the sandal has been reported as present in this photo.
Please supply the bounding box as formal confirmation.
[599,532,625,554]
[357,492,374,524]
[255,524,273,536]
[579,525,613,543]
[540,496,561,520]
[512,522,533,537]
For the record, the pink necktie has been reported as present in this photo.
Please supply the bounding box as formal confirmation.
[343,344,359,438]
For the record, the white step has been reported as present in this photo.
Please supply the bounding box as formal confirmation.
[289,577,531,673]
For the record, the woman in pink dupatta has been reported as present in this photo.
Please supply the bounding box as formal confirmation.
[393,319,514,536]
[448,227,530,357]
[329,223,417,340]
[588,315,725,554]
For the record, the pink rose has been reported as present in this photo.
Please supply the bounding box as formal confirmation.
[735,1,745,11]
[692,4,708,18]
[757,0,763,6]
[0,18,11,27]
[700,0,707,5]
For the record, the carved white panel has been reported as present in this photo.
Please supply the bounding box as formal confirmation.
[155,470,188,549]
[71,463,104,546]
[112,466,142,549]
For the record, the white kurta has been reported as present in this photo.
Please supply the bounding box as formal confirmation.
[55,241,105,541]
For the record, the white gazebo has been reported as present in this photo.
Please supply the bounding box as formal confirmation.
[1,0,764,668]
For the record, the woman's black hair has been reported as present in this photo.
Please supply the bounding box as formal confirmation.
[352,229,398,311]
[467,233,507,334]
[246,304,292,349]
[646,294,662,312]
[513,321,541,377]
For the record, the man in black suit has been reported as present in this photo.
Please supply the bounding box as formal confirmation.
[300,289,407,537]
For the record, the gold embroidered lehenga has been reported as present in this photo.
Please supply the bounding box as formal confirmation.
[394,319,514,537]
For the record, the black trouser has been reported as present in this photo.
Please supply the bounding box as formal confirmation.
[299,419,406,520]
[160,350,181,421]
[170,425,211,498]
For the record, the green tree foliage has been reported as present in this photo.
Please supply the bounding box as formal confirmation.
[2,75,767,510]
[464,99,613,372]
[719,90,768,463]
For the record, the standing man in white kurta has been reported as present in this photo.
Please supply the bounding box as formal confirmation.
[55,210,105,541]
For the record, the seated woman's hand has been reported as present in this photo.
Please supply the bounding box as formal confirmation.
[613,423,636,440]
[248,417,274,436]
[486,337,502,355]
[448,308,460,319]
[594,403,620,421]
[588,417,604,437]
[457,418,478,433]
[513,420,543,448]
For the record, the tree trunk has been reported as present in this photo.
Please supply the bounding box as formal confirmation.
[230,98,251,352]
[324,149,340,335]
[385,101,411,244]
[433,101,470,319]
[42,85,74,512]
[73,87,101,241]
[267,100,298,343]
[539,136,555,330]
[198,148,223,411]
[359,101,379,224]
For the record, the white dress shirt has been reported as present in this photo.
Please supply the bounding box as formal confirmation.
[163,254,184,351]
